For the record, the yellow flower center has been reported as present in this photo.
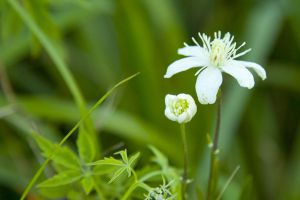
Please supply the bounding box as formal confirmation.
[210,39,226,67]
[173,99,189,116]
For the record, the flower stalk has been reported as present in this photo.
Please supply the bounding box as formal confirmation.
[206,92,222,200]
[180,123,188,200]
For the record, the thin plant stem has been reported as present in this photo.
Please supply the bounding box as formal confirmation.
[120,170,162,200]
[180,123,188,200]
[92,176,105,200]
[216,165,240,200]
[20,73,139,200]
[0,62,17,103]
[206,92,222,200]
[120,182,140,200]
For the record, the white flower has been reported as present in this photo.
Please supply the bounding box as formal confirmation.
[165,94,197,124]
[164,31,267,104]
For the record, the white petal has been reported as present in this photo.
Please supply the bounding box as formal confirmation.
[165,94,175,106]
[178,112,188,123]
[195,67,223,104]
[222,61,254,89]
[164,108,176,122]
[164,57,209,78]
[178,46,206,57]
[177,93,188,99]
[234,60,266,80]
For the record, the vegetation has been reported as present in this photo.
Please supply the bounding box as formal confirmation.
[1,0,300,199]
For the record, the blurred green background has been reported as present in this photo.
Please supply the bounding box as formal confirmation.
[1,0,300,199]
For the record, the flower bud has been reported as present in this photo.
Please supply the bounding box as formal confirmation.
[164,94,197,124]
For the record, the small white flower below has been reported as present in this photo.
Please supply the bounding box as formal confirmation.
[165,94,197,124]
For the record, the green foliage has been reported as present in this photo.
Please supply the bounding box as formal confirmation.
[88,149,140,183]
[1,0,300,199]
[81,176,94,195]
[32,130,179,199]
[77,127,96,163]
[38,170,82,188]
[32,133,80,170]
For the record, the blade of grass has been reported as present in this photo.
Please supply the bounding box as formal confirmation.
[6,0,84,116]
[20,72,139,200]
[6,0,96,143]
[216,166,240,200]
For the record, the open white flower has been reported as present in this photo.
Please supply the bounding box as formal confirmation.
[164,31,267,104]
[165,94,197,124]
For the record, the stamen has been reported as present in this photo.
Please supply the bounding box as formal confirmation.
[223,32,231,42]
[187,32,251,66]
[233,48,251,59]
[229,35,235,44]
[192,37,200,47]
[235,42,246,52]
[198,33,211,52]
[203,34,211,51]
[226,43,237,57]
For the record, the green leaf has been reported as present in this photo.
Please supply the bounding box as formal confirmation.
[115,150,140,178]
[89,150,140,183]
[128,152,140,176]
[39,185,71,199]
[76,126,96,163]
[128,152,140,166]
[149,145,168,170]
[81,176,94,195]
[88,157,123,167]
[32,133,80,170]
[31,132,53,157]
[115,149,129,164]
[92,164,116,176]
[108,167,126,184]
[52,146,80,170]
[38,170,82,188]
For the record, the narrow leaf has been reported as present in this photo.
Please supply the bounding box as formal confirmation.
[115,149,129,164]
[88,157,123,167]
[109,167,126,184]
[149,145,168,170]
[92,164,116,176]
[129,152,140,166]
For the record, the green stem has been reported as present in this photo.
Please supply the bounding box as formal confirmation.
[180,123,188,200]
[92,176,105,200]
[19,73,139,200]
[206,94,222,200]
[120,182,140,200]
[139,170,162,182]
[120,170,162,200]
